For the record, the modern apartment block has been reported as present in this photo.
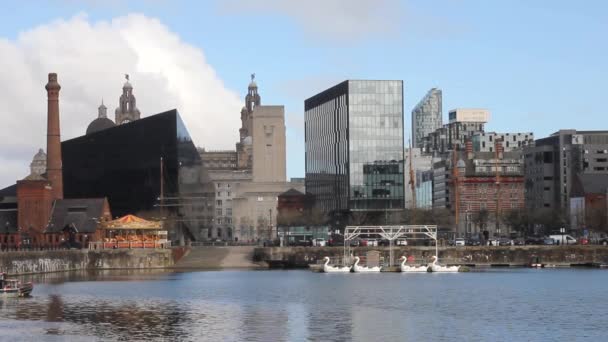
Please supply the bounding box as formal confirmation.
[411,88,442,148]
[524,130,608,212]
[424,108,490,153]
[472,132,534,152]
[305,80,405,213]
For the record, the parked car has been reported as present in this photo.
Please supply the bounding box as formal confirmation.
[328,235,344,246]
[600,237,608,246]
[549,234,577,245]
[498,238,513,246]
[525,236,544,245]
[396,239,408,246]
[513,238,526,246]
[578,237,589,245]
[312,238,326,247]
[454,238,466,246]
[366,239,378,247]
[487,239,500,246]
[542,238,555,245]
[466,238,481,246]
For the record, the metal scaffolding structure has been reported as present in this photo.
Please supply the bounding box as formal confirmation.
[343,225,438,266]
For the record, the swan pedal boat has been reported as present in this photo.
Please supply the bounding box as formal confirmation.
[428,256,461,273]
[322,257,351,273]
[0,273,33,297]
[399,256,429,272]
[352,256,381,273]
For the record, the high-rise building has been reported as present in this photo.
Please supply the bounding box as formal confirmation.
[524,130,608,212]
[411,88,442,148]
[305,80,405,213]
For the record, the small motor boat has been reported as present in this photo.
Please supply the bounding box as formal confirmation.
[0,273,33,297]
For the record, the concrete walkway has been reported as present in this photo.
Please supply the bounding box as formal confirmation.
[172,246,263,269]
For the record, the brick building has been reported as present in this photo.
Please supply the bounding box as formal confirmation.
[449,140,525,237]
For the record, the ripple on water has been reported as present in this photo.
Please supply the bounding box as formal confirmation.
[0,269,607,341]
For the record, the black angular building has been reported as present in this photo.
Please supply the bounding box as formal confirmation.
[62,109,213,241]
[305,80,405,214]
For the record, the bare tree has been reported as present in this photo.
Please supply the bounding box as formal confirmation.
[472,209,489,232]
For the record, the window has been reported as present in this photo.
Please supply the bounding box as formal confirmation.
[216,200,222,206]
[227,191,231,197]
[216,209,222,216]
[217,183,222,188]
[217,191,221,197]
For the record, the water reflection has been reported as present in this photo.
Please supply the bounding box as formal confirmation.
[0,269,607,341]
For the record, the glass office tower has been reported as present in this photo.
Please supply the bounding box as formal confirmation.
[305,80,405,213]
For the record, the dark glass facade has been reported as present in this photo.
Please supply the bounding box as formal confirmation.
[62,109,213,241]
[305,80,404,213]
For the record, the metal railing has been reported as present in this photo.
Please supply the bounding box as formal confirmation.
[88,241,172,250]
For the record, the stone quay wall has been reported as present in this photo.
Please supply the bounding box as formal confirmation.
[0,249,176,276]
[254,246,608,267]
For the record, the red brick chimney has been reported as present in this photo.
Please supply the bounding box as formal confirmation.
[465,139,474,160]
[45,73,63,199]
[495,139,504,160]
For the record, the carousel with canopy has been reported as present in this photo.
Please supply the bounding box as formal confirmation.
[91,214,168,249]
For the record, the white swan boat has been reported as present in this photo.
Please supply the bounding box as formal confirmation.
[428,256,460,272]
[322,257,351,273]
[399,256,429,272]
[352,256,381,273]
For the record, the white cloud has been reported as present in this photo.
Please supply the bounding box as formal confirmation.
[0,13,242,187]
[219,0,403,42]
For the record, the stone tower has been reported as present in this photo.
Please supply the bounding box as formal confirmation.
[45,73,63,200]
[236,74,261,170]
[115,74,141,125]
[29,149,47,177]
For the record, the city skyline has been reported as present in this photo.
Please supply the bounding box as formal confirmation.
[1,0,607,187]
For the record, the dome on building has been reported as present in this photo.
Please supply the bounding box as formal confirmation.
[241,106,247,112]
[243,136,253,145]
[86,117,116,135]
[32,148,46,163]
[456,159,466,168]
[248,80,257,88]
[26,148,47,179]
[123,80,133,89]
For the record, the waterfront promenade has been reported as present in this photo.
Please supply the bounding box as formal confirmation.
[2,245,608,275]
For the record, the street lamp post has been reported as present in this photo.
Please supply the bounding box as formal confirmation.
[560,227,565,246]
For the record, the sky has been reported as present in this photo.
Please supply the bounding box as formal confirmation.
[0,0,606,187]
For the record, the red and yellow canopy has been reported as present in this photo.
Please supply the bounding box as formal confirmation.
[101,214,162,230]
